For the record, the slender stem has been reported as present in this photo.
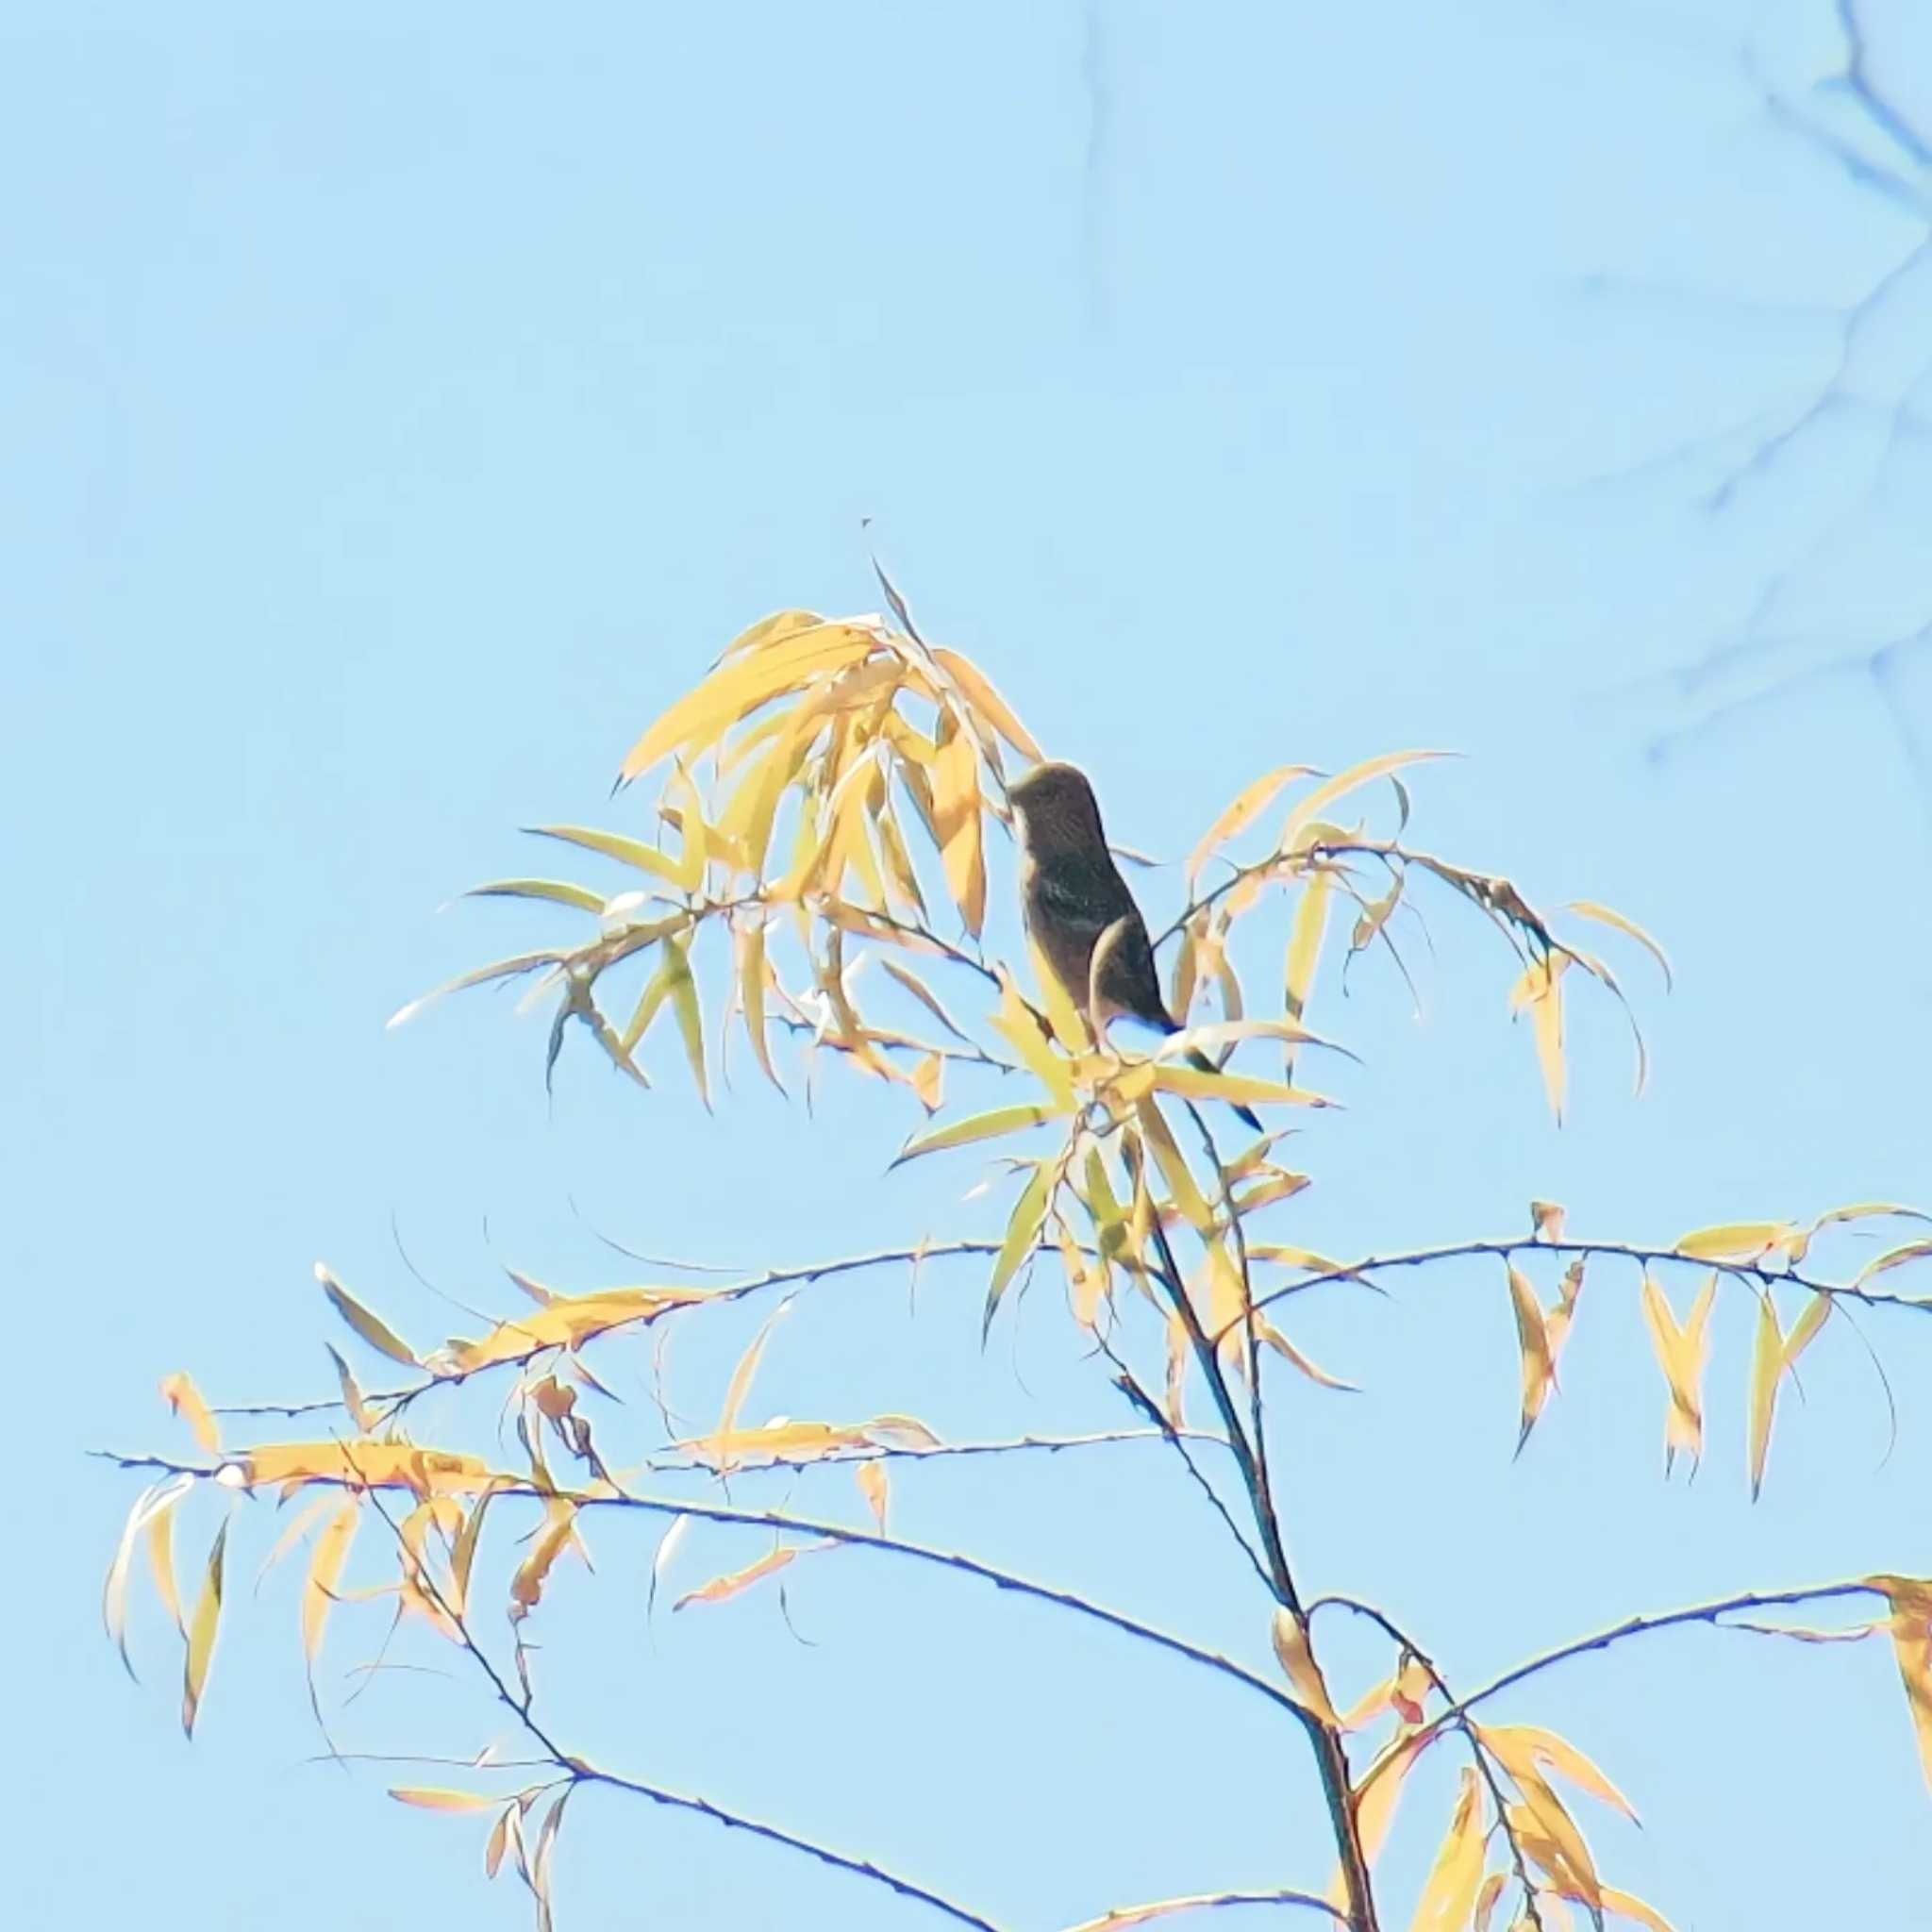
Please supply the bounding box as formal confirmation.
[1235,1234,1925,1340]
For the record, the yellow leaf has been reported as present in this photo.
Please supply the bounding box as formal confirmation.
[231,1439,497,1496]
[1509,953,1569,1124]
[1747,1291,1785,1500]
[1135,1099,1215,1236]
[1674,1221,1792,1263]
[1283,750,1454,850]
[1270,1608,1342,1725]
[442,1285,707,1374]
[1782,1291,1831,1370]
[1640,1273,1716,1473]
[181,1519,228,1737]
[658,932,708,1108]
[989,970,1076,1110]
[1028,936,1091,1055]
[104,1474,194,1674]
[325,1345,375,1434]
[1187,763,1320,886]
[317,1265,421,1368]
[1856,1238,1932,1287]
[736,920,784,1093]
[451,1481,510,1616]
[1257,1322,1357,1391]
[930,646,1042,759]
[1349,1730,1433,1882]
[985,1162,1056,1338]
[1507,1766,1604,1909]
[389,1787,501,1813]
[1283,872,1332,1073]
[1601,1889,1679,1932]
[1507,1264,1554,1453]
[931,709,987,936]
[509,1499,580,1620]
[158,1373,220,1456]
[1869,1575,1932,1793]
[303,1498,360,1668]
[714,1299,793,1467]
[895,1104,1065,1165]
[1148,1063,1335,1109]
[1408,1768,1486,1932]
[485,1801,517,1879]
[1563,900,1673,990]
[522,823,686,886]
[1531,1200,1567,1241]
[617,621,879,782]
[146,1490,185,1635]
[1481,1724,1637,1822]
[675,1541,835,1609]
[856,1459,890,1531]
[1474,1873,1508,1932]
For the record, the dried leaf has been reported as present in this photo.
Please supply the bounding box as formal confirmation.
[856,1459,890,1531]
[158,1373,220,1456]
[674,1541,836,1610]
[1270,1608,1342,1725]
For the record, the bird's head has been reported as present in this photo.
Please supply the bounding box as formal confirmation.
[1008,760,1108,858]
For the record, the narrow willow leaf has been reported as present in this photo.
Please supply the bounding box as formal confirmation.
[1510,1765,1604,1908]
[855,1459,890,1531]
[390,1786,502,1813]
[158,1372,220,1455]
[1746,1292,1785,1500]
[1640,1273,1716,1473]
[462,877,608,916]
[989,971,1076,1108]
[674,1542,831,1609]
[325,1344,374,1434]
[1149,1063,1335,1109]
[146,1491,186,1635]
[525,823,682,886]
[1257,1323,1357,1391]
[1474,1873,1508,1932]
[1269,1608,1341,1724]
[985,1162,1056,1338]
[181,1519,229,1737]
[387,950,566,1030]
[716,1297,793,1458]
[1348,1731,1433,1883]
[930,646,1042,759]
[895,1104,1062,1165]
[1855,1239,1932,1287]
[663,932,708,1108]
[931,709,987,936]
[1509,953,1569,1124]
[1481,1724,1637,1822]
[1028,937,1090,1055]
[1507,1264,1554,1454]
[104,1474,195,1674]
[1283,873,1332,1073]
[1135,1098,1215,1235]
[1869,1575,1932,1793]
[1563,900,1674,989]
[647,1514,690,1619]
[316,1265,421,1368]
[484,1802,516,1879]
[1600,1890,1678,1932]
[1782,1291,1832,1370]
[1187,763,1320,885]
[879,956,974,1044]
[1674,1221,1790,1263]
[303,1498,361,1669]
[1283,750,1454,850]
[1408,1768,1486,1932]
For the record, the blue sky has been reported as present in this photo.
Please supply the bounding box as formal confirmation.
[8,3,1931,1927]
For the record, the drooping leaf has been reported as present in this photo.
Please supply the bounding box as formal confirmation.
[930,646,1042,759]
[1270,1608,1342,1725]
[985,1162,1056,1338]
[1867,1575,1932,1793]
[1746,1291,1785,1500]
[1507,1264,1554,1454]
[931,708,987,936]
[674,1541,837,1610]
[1408,1768,1487,1932]
[103,1474,195,1675]
[1509,953,1569,1124]
[1283,873,1333,1075]
[1563,900,1674,990]
[856,1459,890,1532]
[1639,1273,1716,1474]
[1481,1724,1637,1822]
[181,1518,229,1737]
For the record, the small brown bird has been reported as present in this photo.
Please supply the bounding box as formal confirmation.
[1008,761,1261,1134]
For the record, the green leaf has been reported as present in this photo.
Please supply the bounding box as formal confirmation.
[894,1105,1063,1165]
[524,824,685,885]
[461,879,608,914]
[984,1163,1055,1339]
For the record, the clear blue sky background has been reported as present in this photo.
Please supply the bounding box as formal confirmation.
[7,4,1931,1928]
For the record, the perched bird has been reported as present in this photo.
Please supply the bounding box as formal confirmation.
[1008,761,1262,1134]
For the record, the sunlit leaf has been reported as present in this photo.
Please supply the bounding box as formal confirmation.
[387,950,567,1031]
[1509,953,1569,1124]
[1600,1890,1678,1932]
[1507,1263,1554,1454]
[1188,763,1320,886]
[1867,1575,1932,1794]
[1270,1608,1341,1725]
[158,1372,220,1456]
[1746,1291,1784,1500]
[1283,750,1454,850]
[103,1474,195,1675]
[1481,1724,1637,1822]
[1408,1768,1486,1932]
[325,1344,375,1434]
[662,931,709,1108]
[856,1459,890,1532]
[931,646,1042,759]
[879,957,974,1044]
[523,823,685,886]
[181,1518,229,1737]
[302,1497,360,1671]
[509,1499,580,1621]
[1283,873,1332,1075]
[1257,1323,1357,1391]
[931,708,987,936]
[316,1265,422,1368]
[1148,1063,1336,1109]
[1563,900,1673,990]
[674,1541,838,1610]
[735,919,784,1093]
[390,1787,500,1813]
[462,878,607,915]
[895,1104,1064,1166]
[1640,1273,1716,1474]
[989,971,1076,1110]
[1855,1239,1932,1288]
[715,1298,793,1465]
[1673,1221,1793,1263]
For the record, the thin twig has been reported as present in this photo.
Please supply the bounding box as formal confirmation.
[1057,1886,1347,1929]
